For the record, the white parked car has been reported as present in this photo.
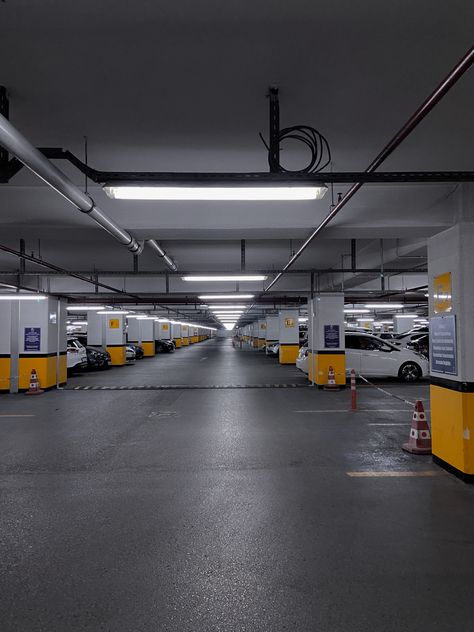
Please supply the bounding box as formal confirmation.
[345,332,428,381]
[67,337,88,371]
[296,346,309,374]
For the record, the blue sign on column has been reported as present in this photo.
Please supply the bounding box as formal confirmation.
[430,315,457,375]
[324,324,340,349]
[24,327,41,352]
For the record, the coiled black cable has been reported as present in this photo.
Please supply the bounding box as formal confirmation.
[260,124,331,174]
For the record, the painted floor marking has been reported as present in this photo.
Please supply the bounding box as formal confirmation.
[347,470,443,478]
[368,422,410,426]
[0,414,36,418]
[294,409,413,413]
[200,357,208,361]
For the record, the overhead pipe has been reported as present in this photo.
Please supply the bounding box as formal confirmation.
[0,110,177,271]
[265,45,474,292]
[147,239,178,272]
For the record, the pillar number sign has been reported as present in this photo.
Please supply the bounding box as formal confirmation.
[433,272,452,313]
[162,324,169,331]
[260,323,267,329]
[284,318,295,328]
[109,318,120,329]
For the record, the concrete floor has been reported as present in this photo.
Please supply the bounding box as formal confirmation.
[1,339,473,631]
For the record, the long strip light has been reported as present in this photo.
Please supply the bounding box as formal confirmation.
[210,305,248,310]
[198,294,254,300]
[0,294,47,300]
[183,275,266,282]
[104,184,327,201]
[394,314,418,318]
[344,308,370,314]
[97,310,130,315]
[67,305,105,311]
[365,303,404,309]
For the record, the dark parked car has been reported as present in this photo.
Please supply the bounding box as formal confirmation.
[155,339,175,353]
[406,334,429,359]
[86,346,111,370]
[127,343,145,359]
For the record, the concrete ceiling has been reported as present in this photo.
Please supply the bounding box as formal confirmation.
[0,0,473,319]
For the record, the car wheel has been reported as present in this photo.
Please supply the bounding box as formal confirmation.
[399,362,421,382]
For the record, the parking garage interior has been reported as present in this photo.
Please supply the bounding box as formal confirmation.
[1,3,473,631]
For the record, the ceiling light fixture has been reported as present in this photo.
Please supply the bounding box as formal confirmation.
[357,317,375,322]
[0,294,47,300]
[67,305,105,311]
[210,305,247,310]
[104,184,327,202]
[183,275,267,282]
[394,314,418,318]
[97,310,130,315]
[344,308,370,314]
[365,303,404,309]
[198,294,255,300]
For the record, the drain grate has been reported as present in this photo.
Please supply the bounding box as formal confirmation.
[67,383,310,391]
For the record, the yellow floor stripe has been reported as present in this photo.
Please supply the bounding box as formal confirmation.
[347,470,443,478]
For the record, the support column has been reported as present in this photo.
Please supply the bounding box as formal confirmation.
[278,309,299,364]
[128,318,155,356]
[308,294,345,386]
[252,321,259,348]
[428,211,474,482]
[181,324,189,346]
[89,312,126,365]
[191,327,199,344]
[265,315,279,351]
[0,302,12,392]
[172,322,182,348]
[15,298,67,390]
[394,315,416,333]
[257,319,266,348]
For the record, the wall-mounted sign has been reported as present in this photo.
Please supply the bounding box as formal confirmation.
[430,315,457,375]
[162,323,169,331]
[433,272,452,313]
[284,318,295,328]
[109,318,120,329]
[324,324,340,349]
[24,327,41,352]
[260,323,267,329]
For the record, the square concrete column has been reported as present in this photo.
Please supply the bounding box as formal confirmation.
[172,323,182,348]
[257,319,266,348]
[157,320,172,341]
[0,298,67,392]
[394,315,416,333]
[191,327,199,344]
[307,294,345,386]
[265,316,279,350]
[181,324,189,346]
[278,309,299,364]
[89,312,126,365]
[128,318,155,356]
[251,321,259,348]
[428,217,474,482]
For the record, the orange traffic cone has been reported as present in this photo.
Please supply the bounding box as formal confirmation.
[25,368,44,396]
[402,400,431,454]
[323,365,341,391]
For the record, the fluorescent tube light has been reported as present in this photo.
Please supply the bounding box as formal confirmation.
[71,321,87,325]
[183,275,266,282]
[298,317,308,322]
[0,294,47,300]
[104,185,327,201]
[365,303,404,309]
[97,310,130,315]
[210,305,247,310]
[394,314,418,318]
[198,294,254,300]
[357,317,375,322]
[67,305,105,311]
[344,308,370,314]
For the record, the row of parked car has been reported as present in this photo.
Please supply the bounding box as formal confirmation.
[66,335,175,372]
[263,328,429,382]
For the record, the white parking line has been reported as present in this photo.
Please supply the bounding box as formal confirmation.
[368,422,410,426]
[0,414,35,418]
[200,357,208,362]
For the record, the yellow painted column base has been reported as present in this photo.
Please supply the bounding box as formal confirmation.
[279,344,299,364]
[174,338,182,348]
[182,338,189,346]
[258,339,265,348]
[431,384,474,480]
[308,351,346,386]
[192,336,199,344]
[141,341,155,357]
[18,354,67,390]
[0,356,10,392]
[107,345,126,366]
